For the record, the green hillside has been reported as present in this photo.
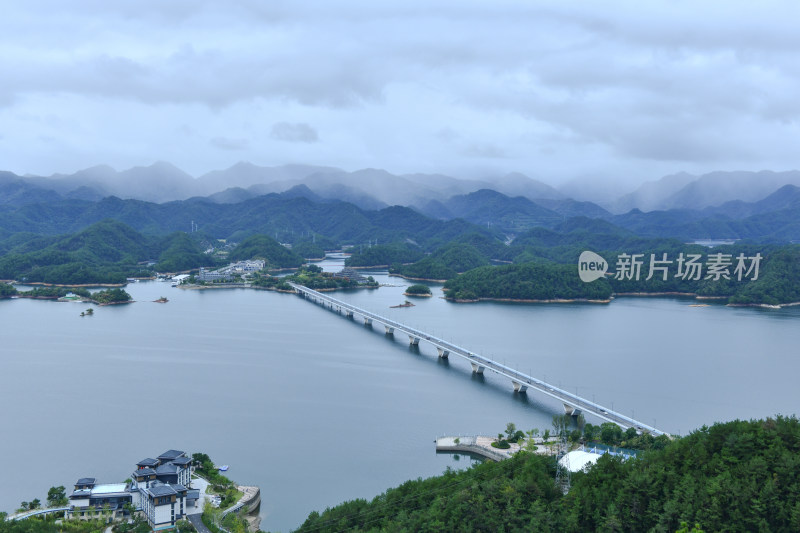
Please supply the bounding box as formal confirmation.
[296,416,800,533]
[0,220,215,283]
[227,234,305,268]
[391,243,491,280]
[444,262,613,301]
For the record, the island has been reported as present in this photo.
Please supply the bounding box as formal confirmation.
[403,284,432,297]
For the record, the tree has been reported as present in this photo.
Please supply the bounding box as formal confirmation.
[30,498,41,509]
[676,522,705,533]
[47,485,67,507]
[505,422,517,441]
[600,422,624,445]
[552,414,569,439]
[524,429,539,452]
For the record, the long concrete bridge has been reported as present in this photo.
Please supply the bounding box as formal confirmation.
[288,283,666,437]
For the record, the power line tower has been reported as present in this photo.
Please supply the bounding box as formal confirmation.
[554,415,571,494]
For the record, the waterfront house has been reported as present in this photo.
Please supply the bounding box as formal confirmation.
[70,449,199,531]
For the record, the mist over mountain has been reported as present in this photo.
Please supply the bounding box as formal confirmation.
[416,189,564,233]
[610,172,698,213]
[611,170,800,213]
[5,162,571,207]
[3,162,800,242]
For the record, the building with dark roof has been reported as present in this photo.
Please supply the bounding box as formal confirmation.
[334,267,368,283]
[69,449,195,530]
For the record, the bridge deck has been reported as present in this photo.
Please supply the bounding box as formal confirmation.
[289,283,665,437]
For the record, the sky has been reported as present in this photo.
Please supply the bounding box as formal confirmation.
[1,1,800,188]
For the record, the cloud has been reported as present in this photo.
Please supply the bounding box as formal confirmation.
[210,137,249,150]
[270,122,319,143]
[462,143,507,159]
[2,2,800,181]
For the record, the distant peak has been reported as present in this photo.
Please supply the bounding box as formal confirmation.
[75,164,117,176]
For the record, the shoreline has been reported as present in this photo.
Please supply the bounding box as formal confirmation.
[727,301,800,309]
[10,281,127,288]
[446,296,612,304]
[388,273,448,283]
[181,283,378,293]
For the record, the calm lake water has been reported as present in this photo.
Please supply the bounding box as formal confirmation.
[2,256,800,532]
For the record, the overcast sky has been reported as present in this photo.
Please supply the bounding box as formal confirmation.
[1,1,799,187]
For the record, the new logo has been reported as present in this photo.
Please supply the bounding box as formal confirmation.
[578,251,608,282]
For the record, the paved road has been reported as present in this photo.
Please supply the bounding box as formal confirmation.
[188,514,213,533]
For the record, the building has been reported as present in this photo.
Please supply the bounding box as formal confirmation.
[230,260,265,273]
[68,479,133,518]
[70,449,199,531]
[196,268,232,282]
[333,267,368,283]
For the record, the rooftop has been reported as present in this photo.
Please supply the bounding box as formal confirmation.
[155,463,178,475]
[157,449,185,461]
[147,484,177,497]
[137,458,159,467]
[91,483,129,495]
[76,477,96,485]
[558,450,603,473]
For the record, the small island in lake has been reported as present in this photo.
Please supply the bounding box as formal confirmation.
[90,288,133,305]
[404,284,432,297]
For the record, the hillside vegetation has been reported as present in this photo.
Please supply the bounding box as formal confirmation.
[296,416,800,533]
[227,234,305,268]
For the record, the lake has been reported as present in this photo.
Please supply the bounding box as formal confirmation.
[2,256,799,532]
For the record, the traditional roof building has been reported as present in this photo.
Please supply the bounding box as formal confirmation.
[334,267,367,283]
[70,449,198,530]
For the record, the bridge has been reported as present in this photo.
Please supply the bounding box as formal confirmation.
[289,283,666,437]
[6,507,70,521]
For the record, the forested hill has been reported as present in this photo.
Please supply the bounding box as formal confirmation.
[0,193,493,248]
[0,220,305,284]
[296,416,800,533]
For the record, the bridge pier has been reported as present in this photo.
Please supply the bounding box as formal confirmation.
[470,363,485,374]
[345,311,354,318]
[436,347,449,358]
[563,404,581,416]
[408,335,420,345]
[512,381,528,393]
[385,326,394,335]
[364,318,372,326]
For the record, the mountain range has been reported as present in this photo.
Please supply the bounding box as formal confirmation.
[2,162,800,242]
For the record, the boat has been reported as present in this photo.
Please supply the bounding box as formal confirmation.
[218,465,229,472]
